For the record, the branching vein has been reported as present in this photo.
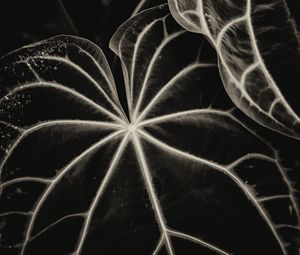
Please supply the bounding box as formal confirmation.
[20,130,125,254]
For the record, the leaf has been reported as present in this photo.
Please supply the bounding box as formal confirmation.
[168,0,300,139]
[0,4,299,255]
[132,0,167,16]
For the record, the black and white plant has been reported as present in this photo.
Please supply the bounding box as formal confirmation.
[0,1,300,255]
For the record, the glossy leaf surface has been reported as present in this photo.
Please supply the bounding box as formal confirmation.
[0,5,299,255]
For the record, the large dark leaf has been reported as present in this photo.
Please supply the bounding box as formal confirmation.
[0,5,299,255]
[168,0,300,139]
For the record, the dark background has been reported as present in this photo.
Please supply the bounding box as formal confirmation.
[0,0,299,58]
[0,0,142,57]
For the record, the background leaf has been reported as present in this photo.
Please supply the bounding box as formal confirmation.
[168,0,300,139]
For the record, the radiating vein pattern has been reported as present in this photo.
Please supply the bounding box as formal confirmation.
[1,4,299,255]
